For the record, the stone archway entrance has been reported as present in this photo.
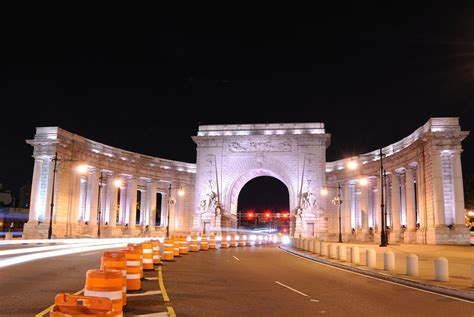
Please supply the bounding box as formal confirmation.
[236,176,290,232]
[191,123,331,238]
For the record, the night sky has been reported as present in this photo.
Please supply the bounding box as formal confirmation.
[1,4,474,210]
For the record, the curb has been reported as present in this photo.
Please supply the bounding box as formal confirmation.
[279,246,474,302]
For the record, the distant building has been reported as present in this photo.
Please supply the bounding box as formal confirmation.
[18,182,31,208]
[0,184,14,207]
[0,207,29,237]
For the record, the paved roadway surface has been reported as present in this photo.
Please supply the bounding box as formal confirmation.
[0,244,473,316]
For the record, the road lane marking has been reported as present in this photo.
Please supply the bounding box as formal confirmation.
[280,248,474,304]
[167,306,177,317]
[130,313,169,317]
[127,290,162,297]
[158,266,170,302]
[145,276,159,280]
[233,256,240,261]
[35,288,84,316]
[275,281,309,297]
[80,251,100,256]
[310,299,320,302]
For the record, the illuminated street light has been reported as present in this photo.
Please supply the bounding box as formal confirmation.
[178,186,185,197]
[347,160,358,170]
[321,183,343,242]
[114,178,123,188]
[359,178,368,186]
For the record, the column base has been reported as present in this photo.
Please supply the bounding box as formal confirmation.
[388,230,402,244]
[424,225,470,245]
[403,230,417,243]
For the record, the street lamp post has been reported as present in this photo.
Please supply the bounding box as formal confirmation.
[47,152,59,240]
[321,183,343,243]
[379,148,388,247]
[167,183,171,238]
[97,171,104,238]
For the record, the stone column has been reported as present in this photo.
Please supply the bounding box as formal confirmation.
[452,151,466,225]
[343,183,352,235]
[44,158,56,223]
[406,168,416,231]
[28,158,43,222]
[127,178,138,228]
[140,189,147,225]
[86,170,99,226]
[119,187,127,224]
[106,177,118,226]
[147,182,157,226]
[390,173,401,232]
[376,177,382,232]
[432,152,446,226]
[416,162,426,228]
[361,185,369,235]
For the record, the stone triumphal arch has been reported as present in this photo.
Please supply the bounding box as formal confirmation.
[23,118,470,244]
[191,123,331,238]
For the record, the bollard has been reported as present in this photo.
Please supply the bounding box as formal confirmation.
[320,242,328,256]
[366,249,376,268]
[434,257,449,282]
[329,243,338,259]
[314,240,320,254]
[384,251,395,271]
[406,254,419,276]
[350,246,360,265]
[338,245,346,262]
[308,239,314,252]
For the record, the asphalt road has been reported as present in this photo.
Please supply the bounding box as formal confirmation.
[0,244,472,316]
[162,245,473,317]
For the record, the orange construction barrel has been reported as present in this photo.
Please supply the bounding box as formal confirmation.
[179,236,188,255]
[209,236,217,250]
[84,269,123,317]
[123,249,141,291]
[101,251,127,306]
[221,236,229,248]
[230,236,237,247]
[51,293,113,317]
[190,236,199,252]
[141,241,154,270]
[162,238,174,261]
[151,240,161,265]
[200,236,209,251]
[128,244,144,279]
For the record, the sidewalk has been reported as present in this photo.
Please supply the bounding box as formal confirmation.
[282,241,474,301]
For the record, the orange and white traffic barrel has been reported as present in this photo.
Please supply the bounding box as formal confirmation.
[230,235,237,247]
[84,268,123,316]
[123,249,141,291]
[141,241,154,270]
[190,236,199,252]
[238,235,246,247]
[101,251,127,306]
[200,236,209,250]
[220,236,229,248]
[51,293,113,317]
[209,235,217,250]
[162,238,174,261]
[151,240,161,265]
[128,243,144,279]
[179,236,189,255]
[173,237,181,257]
[245,236,252,246]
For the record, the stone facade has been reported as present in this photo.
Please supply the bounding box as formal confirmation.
[24,118,470,244]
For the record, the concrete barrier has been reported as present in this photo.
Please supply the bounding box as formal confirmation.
[320,242,328,256]
[308,239,314,252]
[303,239,309,251]
[329,243,338,259]
[338,245,346,262]
[350,246,360,265]
[366,249,376,268]
[314,240,321,254]
[434,257,449,282]
[384,251,395,271]
[406,254,419,276]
